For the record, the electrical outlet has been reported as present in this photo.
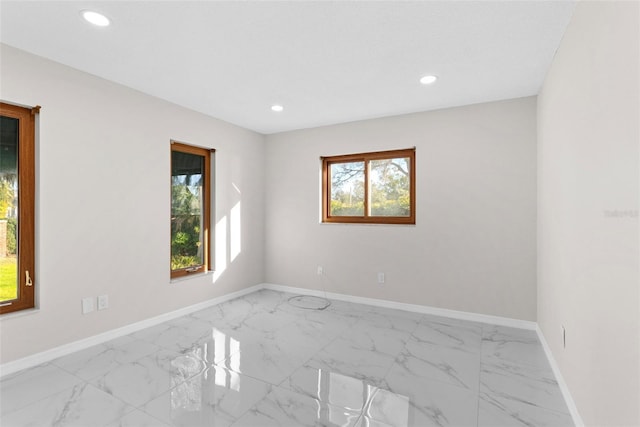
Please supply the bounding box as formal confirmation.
[378,272,385,284]
[317,266,323,275]
[97,295,109,310]
[82,297,94,314]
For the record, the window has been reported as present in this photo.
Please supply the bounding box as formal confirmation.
[0,102,37,314]
[322,148,415,224]
[170,141,212,279]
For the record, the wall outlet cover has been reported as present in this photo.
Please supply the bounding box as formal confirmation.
[82,297,94,314]
[97,295,109,310]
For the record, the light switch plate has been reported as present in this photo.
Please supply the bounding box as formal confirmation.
[82,297,94,314]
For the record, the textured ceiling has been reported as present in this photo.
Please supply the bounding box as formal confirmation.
[0,1,576,134]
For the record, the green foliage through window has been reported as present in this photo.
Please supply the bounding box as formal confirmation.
[6,218,16,255]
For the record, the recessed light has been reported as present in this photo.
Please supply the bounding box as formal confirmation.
[271,105,284,112]
[420,75,438,85]
[81,10,110,27]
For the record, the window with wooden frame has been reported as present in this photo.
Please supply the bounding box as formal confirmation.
[0,102,37,314]
[170,141,213,279]
[322,148,416,224]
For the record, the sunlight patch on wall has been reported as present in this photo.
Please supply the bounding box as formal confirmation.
[230,201,241,262]
[213,216,227,282]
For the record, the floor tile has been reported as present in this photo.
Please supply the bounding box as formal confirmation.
[412,316,482,354]
[0,363,83,415]
[482,325,550,370]
[281,365,378,412]
[216,330,317,385]
[52,344,120,381]
[133,318,214,354]
[364,385,477,427]
[190,305,224,323]
[355,308,423,334]
[325,299,376,324]
[421,313,482,329]
[102,334,137,349]
[478,390,574,427]
[243,289,294,313]
[216,296,267,330]
[378,368,479,426]
[307,336,397,388]
[187,327,243,367]
[480,358,570,415]
[141,365,272,427]
[399,336,481,391]
[105,409,170,427]
[339,321,411,357]
[237,310,294,335]
[91,350,203,407]
[53,339,160,381]
[281,309,348,345]
[353,415,394,427]
[231,386,361,427]
[1,382,132,427]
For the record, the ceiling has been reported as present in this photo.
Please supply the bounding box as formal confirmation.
[0,1,576,134]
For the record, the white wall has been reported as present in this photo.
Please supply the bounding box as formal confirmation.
[0,45,265,363]
[537,1,639,425]
[265,97,537,321]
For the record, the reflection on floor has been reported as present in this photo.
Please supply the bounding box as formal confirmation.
[0,289,573,426]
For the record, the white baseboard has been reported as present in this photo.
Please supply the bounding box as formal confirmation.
[262,283,537,330]
[0,284,262,378]
[536,325,585,427]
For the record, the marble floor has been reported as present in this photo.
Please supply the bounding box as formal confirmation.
[0,289,573,426]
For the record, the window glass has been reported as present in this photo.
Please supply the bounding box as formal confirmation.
[369,157,411,217]
[329,161,365,217]
[0,116,19,303]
